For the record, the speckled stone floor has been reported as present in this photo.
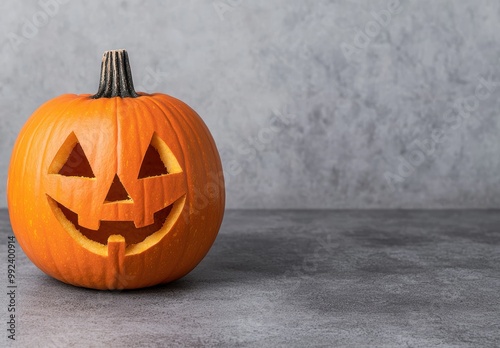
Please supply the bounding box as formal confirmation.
[1,209,499,347]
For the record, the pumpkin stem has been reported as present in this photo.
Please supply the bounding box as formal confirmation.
[92,49,139,98]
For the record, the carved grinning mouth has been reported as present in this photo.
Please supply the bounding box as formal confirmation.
[47,196,173,247]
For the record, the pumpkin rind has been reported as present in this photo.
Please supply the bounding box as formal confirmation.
[7,51,225,290]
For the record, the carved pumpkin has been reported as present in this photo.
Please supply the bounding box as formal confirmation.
[7,50,225,290]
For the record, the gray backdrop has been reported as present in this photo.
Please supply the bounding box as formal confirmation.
[1,0,500,209]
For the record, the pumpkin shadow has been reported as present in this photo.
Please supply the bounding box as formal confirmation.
[131,212,326,294]
[110,229,303,295]
[182,230,316,289]
[198,232,298,278]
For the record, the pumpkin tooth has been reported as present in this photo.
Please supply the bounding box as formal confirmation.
[106,235,126,289]
[135,213,154,228]
[77,212,100,231]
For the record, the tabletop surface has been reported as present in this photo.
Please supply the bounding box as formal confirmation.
[1,209,499,347]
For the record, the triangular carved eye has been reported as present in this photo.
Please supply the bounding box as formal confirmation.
[49,133,95,178]
[59,143,95,177]
[138,144,168,178]
[138,133,176,179]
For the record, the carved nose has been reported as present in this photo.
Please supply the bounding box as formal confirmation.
[105,174,131,202]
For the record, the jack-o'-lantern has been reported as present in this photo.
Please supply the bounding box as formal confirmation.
[7,50,225,290]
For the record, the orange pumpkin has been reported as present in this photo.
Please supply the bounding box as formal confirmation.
[7,50,225,290]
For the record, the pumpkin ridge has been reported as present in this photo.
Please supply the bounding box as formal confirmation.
[152,96,221,279]
[141,96,200,282]
[21,96,87,282]
[173,100,224,270]
[164,95,225,213]
[132,96,190,281]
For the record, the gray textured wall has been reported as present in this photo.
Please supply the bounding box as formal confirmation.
[1,0,500,209]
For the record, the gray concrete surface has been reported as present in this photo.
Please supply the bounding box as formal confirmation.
[3,1,500,209]
[1,208,499,347]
